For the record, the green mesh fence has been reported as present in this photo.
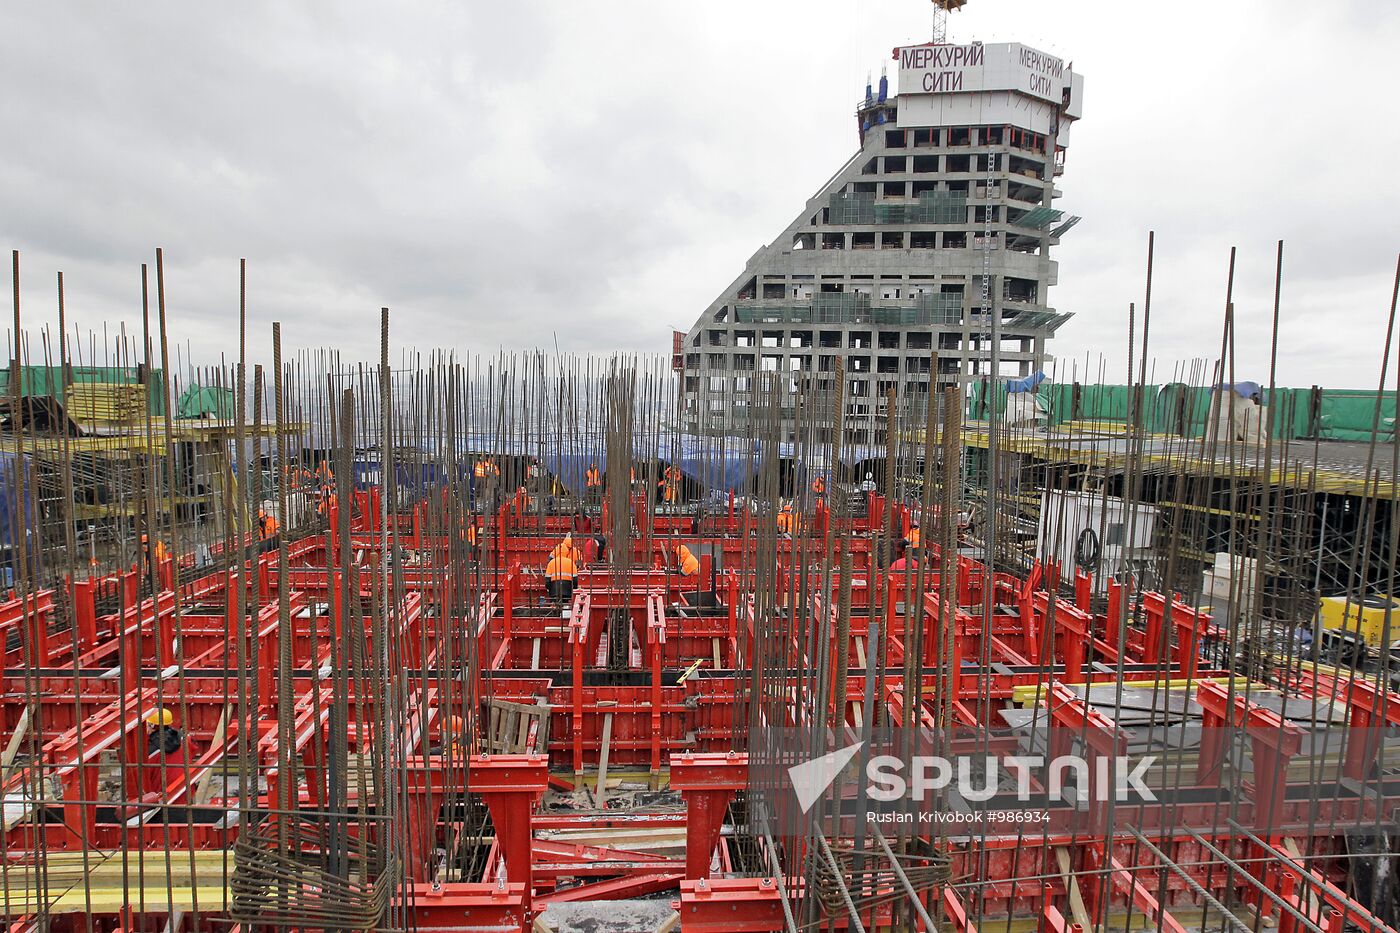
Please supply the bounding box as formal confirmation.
[970,381,1397,442]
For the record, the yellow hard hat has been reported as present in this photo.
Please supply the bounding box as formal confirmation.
[144,708,174,727]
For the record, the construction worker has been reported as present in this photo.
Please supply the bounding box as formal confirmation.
[473,456,500,508]
[660,465,682,504]
[777,501,796,537]
[442,715,467,755]
[572,511,603,563]
[142,708,185,794]
[811,474,826,498]
[572,510,594,537]
[140,534,170,582]
[673,543,700,577]
[465,519,481,561]
[585,463,602,504]
[258,506,279,541]
[545,550,578,601]
[550,534,583,565]
[906,522,921,550]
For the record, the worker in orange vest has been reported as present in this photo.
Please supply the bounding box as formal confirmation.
[659,465,682,504]
[474,457,500,480]
[473,457,499,505]
[673,543,699,577]
[443,715,467,755]
[585,463,602,505]
[465,520,481,561]
[811,475,826,497]
[545,551,578,601]
[550,534,583,565]
[777,502,797,537]
[258,507,279,541]
[907,523,921,550]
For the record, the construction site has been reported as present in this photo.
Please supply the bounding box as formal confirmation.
[2,4,1399,933]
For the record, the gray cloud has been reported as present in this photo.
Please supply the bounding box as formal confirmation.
[2,1,1396,387]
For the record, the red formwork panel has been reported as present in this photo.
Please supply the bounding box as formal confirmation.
[0,493,1388,933]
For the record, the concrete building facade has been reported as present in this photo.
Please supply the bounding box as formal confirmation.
[680,41,1084,446]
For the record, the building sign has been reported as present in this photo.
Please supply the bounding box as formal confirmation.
[895,42,1067,104]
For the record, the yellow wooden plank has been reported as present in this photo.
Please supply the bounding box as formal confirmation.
[53,885,228,914]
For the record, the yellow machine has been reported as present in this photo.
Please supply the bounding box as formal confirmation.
[1317,594,1400,647]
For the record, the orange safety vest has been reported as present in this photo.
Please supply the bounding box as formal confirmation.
[585,466,601,488]
[675,546,699,577]
[550,539,582,563]
[811,476,825,495]
[777,508,795,534]
[153,541,169,562]
[908,527,921,548]
[545,555,577,581]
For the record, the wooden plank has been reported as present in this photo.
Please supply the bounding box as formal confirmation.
[1,707,30,781]
[531,696,550,754]
[1282,838,1323,920]
[193,705,230,806]
[596,701,617,808]
[1056,846,1092,931]
[501,707,518,752]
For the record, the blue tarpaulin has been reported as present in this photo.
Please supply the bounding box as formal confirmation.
[0,454,33,585]
[1005,371,1047,394]
[1214,381,1263,401]
[348,435,889,497]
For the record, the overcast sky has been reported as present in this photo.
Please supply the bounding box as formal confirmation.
[2,1,1396,387]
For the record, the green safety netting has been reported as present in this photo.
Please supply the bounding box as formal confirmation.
[177,384,236,419]
[0,365,165,415]
[970,382,1397,442]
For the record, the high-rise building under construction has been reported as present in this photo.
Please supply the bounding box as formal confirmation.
[680,39,1084,446]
